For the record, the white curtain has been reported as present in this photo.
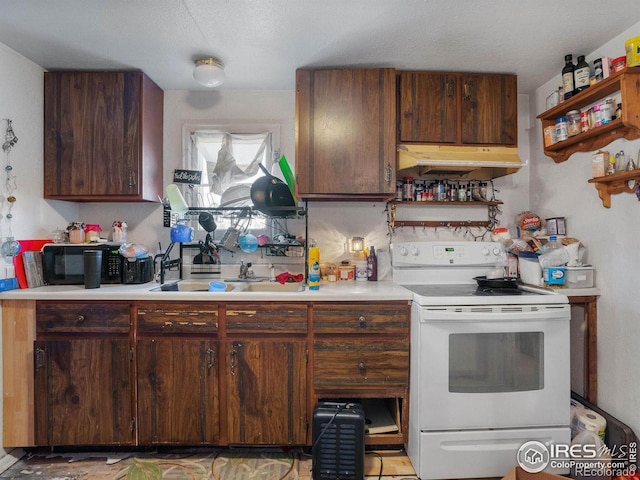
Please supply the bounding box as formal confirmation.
[190,131,272,195]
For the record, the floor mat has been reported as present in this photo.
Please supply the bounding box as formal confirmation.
[0,448,416,479]
[0,448,297,480]
[212,449,296,480]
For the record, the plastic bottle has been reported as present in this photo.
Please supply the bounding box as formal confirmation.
[562,54,576,100]
[539,236,569,286]
[367,246,378,281]
[606,155,616,175]
[574,55,590,92]
[308,244,320,290]
[166,184,189,216]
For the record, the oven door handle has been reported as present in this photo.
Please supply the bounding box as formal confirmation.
[421,305,570,322]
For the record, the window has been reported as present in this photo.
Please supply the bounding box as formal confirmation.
[183,123,280,208]
[182,123,280,230]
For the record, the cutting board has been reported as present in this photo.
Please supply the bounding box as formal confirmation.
[13,240,50,288]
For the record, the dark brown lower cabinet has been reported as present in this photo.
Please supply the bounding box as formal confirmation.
[136,338,219,445]
[34,338,133,446]
[23,300,406,448]
[225,340,307,445]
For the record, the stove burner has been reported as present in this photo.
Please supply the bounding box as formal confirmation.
[474,287,523,296]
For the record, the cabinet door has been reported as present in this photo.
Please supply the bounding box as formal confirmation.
[34,338,133,446]
[399,72,458,144]
[137,338,219,445]
[44,71,163,201]
[226,340,307,444]
[460,73,517,145]
[296,68,396,198]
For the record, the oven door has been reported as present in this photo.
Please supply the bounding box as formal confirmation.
[415,303,570,430]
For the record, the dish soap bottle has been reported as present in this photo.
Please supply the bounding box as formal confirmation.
[308,243,320,290]
[367,246,378,281]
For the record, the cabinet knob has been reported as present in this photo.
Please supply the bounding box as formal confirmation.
[358,361,366,371]
[464,82,473,100]
[358,316,367,328]
[446,80,454,98]
[77,315,85,322]
[128,169,137,188]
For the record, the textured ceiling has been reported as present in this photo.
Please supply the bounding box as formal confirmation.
[1,0,639,93]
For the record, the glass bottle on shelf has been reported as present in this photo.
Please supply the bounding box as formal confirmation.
[562,54,576,100]
[574,55,590,92]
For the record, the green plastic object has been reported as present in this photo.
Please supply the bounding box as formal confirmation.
[278,155,296,198]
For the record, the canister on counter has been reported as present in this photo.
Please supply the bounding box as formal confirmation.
[338,261,355,281]
[546,217,566,236]
[85,224,102,242]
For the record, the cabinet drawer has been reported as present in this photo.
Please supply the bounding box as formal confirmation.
[36,302,130,334]
[314,339,409,388]
[226,304,307,334]
[137,303,219,334]
[313,303,409,335]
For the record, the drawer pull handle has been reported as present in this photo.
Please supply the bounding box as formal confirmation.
[35,348,46,370]
[206,348,215,369]
[358,361,366,371]
[77,315,85,322]
[358,316,367,328]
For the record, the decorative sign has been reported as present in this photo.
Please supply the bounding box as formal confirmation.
[173,169,202,184]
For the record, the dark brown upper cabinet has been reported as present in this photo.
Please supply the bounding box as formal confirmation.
[399,71,517,146]
[296,68,397,200]
[44,71,163,201]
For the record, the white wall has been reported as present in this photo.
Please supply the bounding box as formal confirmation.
[0,42,43,462]
[529,23,640,437]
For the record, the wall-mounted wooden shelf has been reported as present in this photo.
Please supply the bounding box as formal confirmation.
[389,200,502,206]
[387,200,502,230]
[587,170,640,208]
[537,67,640,164]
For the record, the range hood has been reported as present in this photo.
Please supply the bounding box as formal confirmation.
[397,144,524,179]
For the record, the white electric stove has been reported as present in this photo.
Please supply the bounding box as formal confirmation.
[392,241,571,479]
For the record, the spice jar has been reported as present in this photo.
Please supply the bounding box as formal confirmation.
[555,117,568,141]
[67,222,86,244]
[566,110,581,136]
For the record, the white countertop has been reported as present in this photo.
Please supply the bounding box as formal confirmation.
[0,280,413,302]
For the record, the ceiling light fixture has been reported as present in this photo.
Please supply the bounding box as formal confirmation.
[193,57,225,87]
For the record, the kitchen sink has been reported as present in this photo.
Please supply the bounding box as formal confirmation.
[150,280,235,292]
[237,282,305,292]
[150,279,304,293]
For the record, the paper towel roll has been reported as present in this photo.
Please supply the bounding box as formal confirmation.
[573,407,607,442]
[570,399,586,438]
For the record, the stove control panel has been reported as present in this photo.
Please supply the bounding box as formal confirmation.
[391,241,505,267]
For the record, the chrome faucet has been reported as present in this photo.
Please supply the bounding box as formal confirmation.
[239,260,253,279]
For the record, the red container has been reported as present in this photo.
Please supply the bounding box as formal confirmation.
[612,56,627,73]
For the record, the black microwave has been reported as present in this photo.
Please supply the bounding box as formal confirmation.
[42,244,124,285]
